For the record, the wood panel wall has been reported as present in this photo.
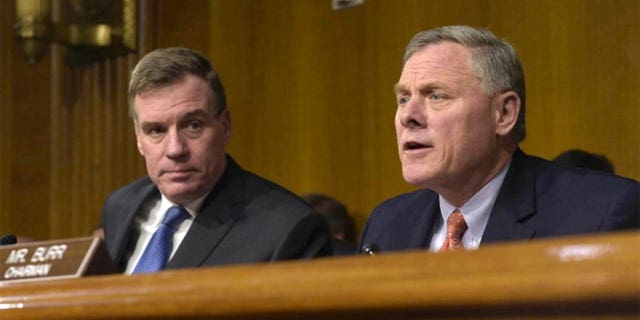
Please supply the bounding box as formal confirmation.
[0,0,638,241]
[49,54,143,237]
[1,0,54,240]
[0,0,10,240]
[0,1,149,241]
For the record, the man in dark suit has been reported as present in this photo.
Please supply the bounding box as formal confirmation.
[302,193,357,255]
[359,25,639,253]
[102,47,331,273]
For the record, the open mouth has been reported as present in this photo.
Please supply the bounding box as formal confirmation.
[404,141,429,151]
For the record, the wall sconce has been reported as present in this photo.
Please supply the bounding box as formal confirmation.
[14,0,136,65]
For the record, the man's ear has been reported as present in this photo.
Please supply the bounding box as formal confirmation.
[134,124,145,156]
[219,109,232,143]
[494,91,521,137]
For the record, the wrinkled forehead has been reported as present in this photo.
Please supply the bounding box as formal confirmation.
[132,75,216,119]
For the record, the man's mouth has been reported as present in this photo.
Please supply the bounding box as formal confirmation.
[161,169,197,178]
[403,141,430,151]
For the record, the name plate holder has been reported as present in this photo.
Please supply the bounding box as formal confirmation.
[0,237,116,284]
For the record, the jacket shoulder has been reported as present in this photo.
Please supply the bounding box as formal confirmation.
[103,177,154,211]
[508,151,639,233]
[372,189,438,219]
[359,189,438,252]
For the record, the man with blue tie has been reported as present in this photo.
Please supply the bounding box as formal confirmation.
[359,25,639,253]
[102,47,332,273]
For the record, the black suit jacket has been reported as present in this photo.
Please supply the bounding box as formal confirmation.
[359,149,639,252]
[102,156,332,272]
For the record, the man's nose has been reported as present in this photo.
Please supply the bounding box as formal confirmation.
[165,129,188,158]
[398,96,426,129]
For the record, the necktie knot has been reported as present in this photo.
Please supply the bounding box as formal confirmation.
[440,209,468,252]
[163,205,190,229]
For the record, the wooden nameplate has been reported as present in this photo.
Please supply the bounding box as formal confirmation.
[0,236,116,284]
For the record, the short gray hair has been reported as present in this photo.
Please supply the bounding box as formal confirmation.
[404,25,526,142]
[128,47,227,121]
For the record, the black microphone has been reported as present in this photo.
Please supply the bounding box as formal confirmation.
[0,234,17,245]
[360,243,380,256]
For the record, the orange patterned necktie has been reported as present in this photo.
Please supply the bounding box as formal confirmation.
[439,209,468,251]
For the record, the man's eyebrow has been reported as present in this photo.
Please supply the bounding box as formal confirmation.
[183,108,210,119]
[394,83,408,94]
[138,121,163,130]
[395,81,446,94]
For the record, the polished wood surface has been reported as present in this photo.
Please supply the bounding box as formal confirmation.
[1,232,638,319]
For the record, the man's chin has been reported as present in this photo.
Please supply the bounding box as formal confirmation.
[402,168,435,187]
[159,185,206,205]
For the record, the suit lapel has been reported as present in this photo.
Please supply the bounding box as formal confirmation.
[482,149,537,244]
[166,157,246,269]
[112,181,159,267]
[407,195,440,249]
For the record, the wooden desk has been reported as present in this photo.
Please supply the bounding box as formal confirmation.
[1,231,638,319]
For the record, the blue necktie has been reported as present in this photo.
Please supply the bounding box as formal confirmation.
[133,205,190,273]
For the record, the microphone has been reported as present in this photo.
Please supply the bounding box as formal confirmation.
[360,243,380,256]
[0,234,17,245]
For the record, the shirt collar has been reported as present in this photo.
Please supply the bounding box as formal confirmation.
[159,193,208,219]
[439,160,511,242]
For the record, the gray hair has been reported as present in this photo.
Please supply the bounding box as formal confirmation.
[128,47,227,121]
[404,25,526,142]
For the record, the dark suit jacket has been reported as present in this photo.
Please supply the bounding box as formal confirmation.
[359,149,639,253]
[102,156,332,272]
[331,238,357,256]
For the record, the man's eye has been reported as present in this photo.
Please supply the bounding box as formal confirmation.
[147,127,165,136]
[188,121,203,130]
[430,93,444,101]
[398,96,409,105]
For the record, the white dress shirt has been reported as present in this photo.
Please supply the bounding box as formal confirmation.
[429,161,511,252]
[125,193,206,274]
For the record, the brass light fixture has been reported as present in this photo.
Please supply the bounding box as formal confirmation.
[14,0,136,65]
